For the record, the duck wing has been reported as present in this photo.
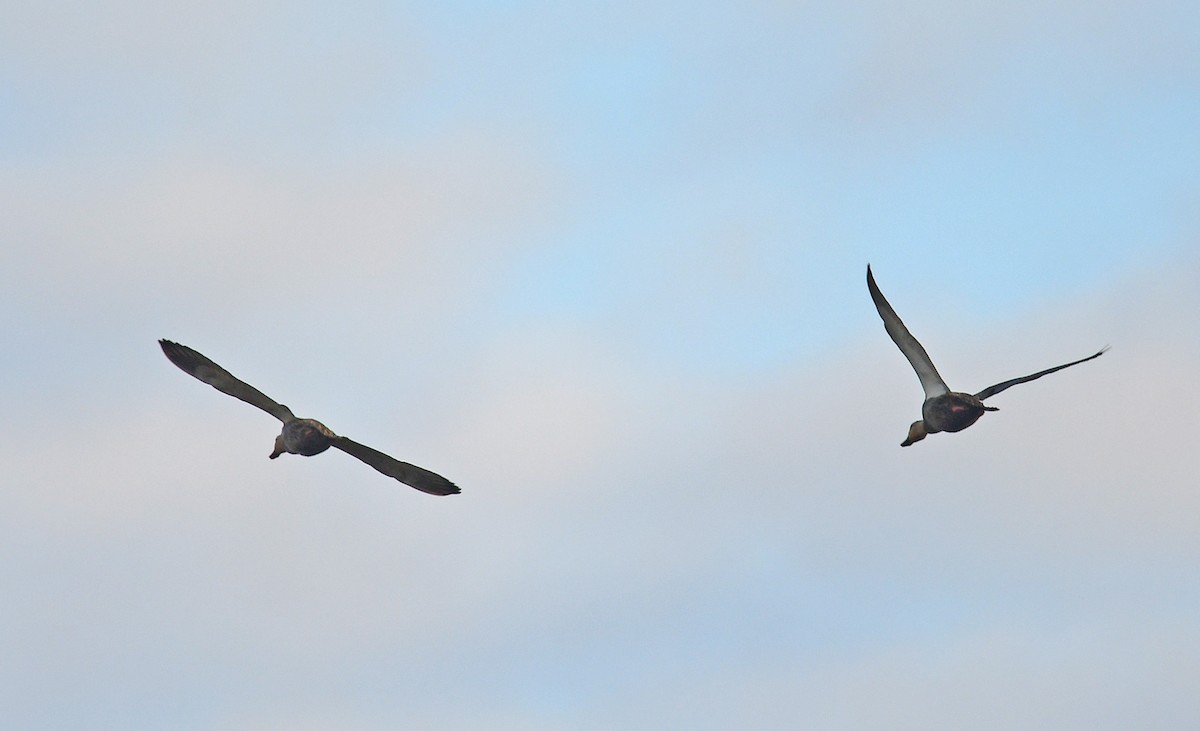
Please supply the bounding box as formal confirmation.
[159,339,295,422]
[866,265,949,399]
[973,346,1108,401]
[330,436,460,495]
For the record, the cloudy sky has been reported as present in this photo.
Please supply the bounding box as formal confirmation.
[3,1,1198,729]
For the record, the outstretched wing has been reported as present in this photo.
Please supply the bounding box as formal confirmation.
[974,346,1109,401]
[866,265,949,399]
[159,339,295,422]
[331,436,460,495]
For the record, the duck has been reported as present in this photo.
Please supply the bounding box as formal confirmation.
[866,265,1107,447]
[159,339,459,495]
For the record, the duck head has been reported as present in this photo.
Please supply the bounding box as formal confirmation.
[901,420,928,447]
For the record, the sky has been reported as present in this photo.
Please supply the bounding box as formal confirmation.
[2,1,1198,729]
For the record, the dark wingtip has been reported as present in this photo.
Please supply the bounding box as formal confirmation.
[160,339,182,364]
[431,481,461,496]
[159,339,199,374]
[159,338,186,358]
[866,264,881,291]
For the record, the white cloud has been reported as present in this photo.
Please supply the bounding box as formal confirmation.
[0,126,564,332]
[2,2,1198,727]
[4,253,1198,729]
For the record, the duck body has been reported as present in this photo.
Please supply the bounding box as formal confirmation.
[905,392,1000,445]
[271,418,338,458]
[924,392,996,433]
[901,392,997,446]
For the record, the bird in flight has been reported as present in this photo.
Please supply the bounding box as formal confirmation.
[159,339,459,495]
[866,265,1107,447]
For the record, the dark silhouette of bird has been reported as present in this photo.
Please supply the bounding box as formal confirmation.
[866,265,1107,446]
[159,339,459,494]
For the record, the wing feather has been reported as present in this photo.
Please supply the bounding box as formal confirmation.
[866,266,949,399]
[974,347,1108,401]
[331,436,460,496]
[159,339,295,422]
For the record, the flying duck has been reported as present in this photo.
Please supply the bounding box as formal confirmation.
[159,339,459,494]
[866,265,1106,446]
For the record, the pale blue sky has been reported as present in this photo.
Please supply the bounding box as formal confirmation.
[2,1,1199,729]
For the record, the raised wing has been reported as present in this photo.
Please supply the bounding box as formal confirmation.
[331,436,460,495]
[159,339,295,422]
[866,265,949,399]
[974,346,1108,401]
